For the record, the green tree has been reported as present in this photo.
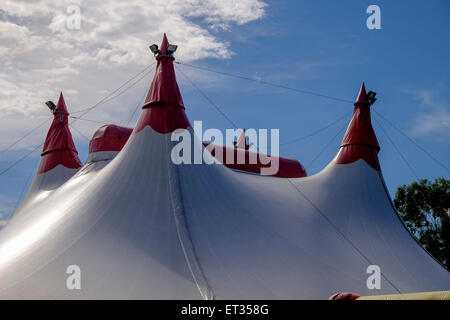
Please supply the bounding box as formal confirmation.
[394,178,450,269]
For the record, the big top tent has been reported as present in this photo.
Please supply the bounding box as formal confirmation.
[0,34,448,300]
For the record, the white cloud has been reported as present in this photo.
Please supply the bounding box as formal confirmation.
[0,0,267,152]
[409,89,450,140]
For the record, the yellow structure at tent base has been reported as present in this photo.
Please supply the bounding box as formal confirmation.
[358,290,450,300]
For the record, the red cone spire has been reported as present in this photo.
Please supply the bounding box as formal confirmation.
[355,82,368,105]
[236,129,246,149]
[159,33,169,55]
[54,92,69,114]
[335,82,381,170]
[135,33,189,134]
[37,92,82,174]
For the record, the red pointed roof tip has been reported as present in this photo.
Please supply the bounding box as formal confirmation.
[134,33,190,134]
[335,82,381,170]
[236,129,246,148]
[159,33,169,55]
[37,93,82,174]
[355,82,368,105]
[143,33,184,108]
[55,92,69,114]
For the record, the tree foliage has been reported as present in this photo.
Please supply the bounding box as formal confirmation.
[394,177,450,269]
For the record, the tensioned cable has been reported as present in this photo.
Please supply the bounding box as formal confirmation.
[0,115,78,177]
[0,63,155,177]
[373,110,449,174]
[69,116,110,125]
[72,65,155,119]
[1,64,153,156]
[69,123,91,142]
[0,144,43,176]
[178,62,349,170]
[0,117,52,157]
[177,61,445,174]
[373,116,419,180]
[0,117,91,179]
[280,112,351,146]
[372,116,448,271]
[306,123,348,170]
[176,65,238,128]
[84,69,153,114]
[126,83,150,127]
[281,175,402,293]
[175,61,353,104]
[11,154,40,214]
[0,118,69,177]
[73,67,154,128]
[71,63,155,116]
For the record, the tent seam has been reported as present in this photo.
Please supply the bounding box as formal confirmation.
[164,134,215,300]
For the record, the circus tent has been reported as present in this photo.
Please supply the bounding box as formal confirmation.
[0,34,448,299]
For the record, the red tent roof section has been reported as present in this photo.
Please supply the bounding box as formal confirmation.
[203,142,307,178]
[135,33,190,134]
[89,125,133,153]
[335,82,381,171]
[37,93,82,174]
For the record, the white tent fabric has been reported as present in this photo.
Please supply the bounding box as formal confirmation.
[0,124,448,299]
[12,165,80,219]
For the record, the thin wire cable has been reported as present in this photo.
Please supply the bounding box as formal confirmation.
[1,63,155,167]
[69,123,91,142]
[0,115,79,178]
[87,69,153,112]
[176,61,353,104]
[0,117,52,156]
[0,118,71,177]
[126,85,149,127]
[281,175,402,293]
[69,116,109,125]
[71,62,155,116]
[306,123,347,170]
[73,67,154,120]
[373,116,420,180]
[280,112,351,146]
[373,110,449,174]
[0,63,156,178]
[176,65,238,128]
[0,144,43,176]
[11,154,40,213]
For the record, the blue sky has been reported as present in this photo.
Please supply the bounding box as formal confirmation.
[0,0,449,224]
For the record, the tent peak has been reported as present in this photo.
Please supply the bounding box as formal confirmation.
[38,93,82,173]
[143,33,183,108]
[134,33,189,134]
[355,81,377,106]
[54,92,69,114]
[355,82,367,105]
[149,33,177,59]
[335,83,380,170]
[159,33,169,55]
